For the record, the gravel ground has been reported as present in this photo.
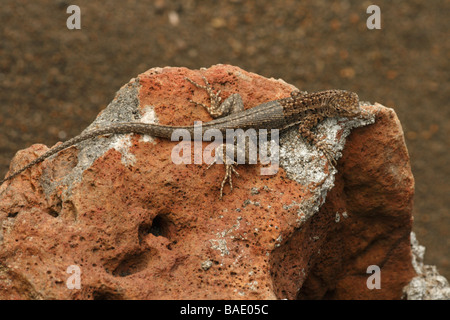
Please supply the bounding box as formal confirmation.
[0,0,448,279]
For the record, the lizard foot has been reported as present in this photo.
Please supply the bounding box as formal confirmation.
[185,75,224,118]
[220,163,240,200]
[316,140,337,168]
[206,143,241,199]
[206,161,240,200]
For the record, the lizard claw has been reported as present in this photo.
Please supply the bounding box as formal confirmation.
[206,159,240,200]
[219,163,239,200]
[189,99,209,110]
[323,150,337,168]
[185,76,224,118]
[207,143,240,199]
[316,140,337,168]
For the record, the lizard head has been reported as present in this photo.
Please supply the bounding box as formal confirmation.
[329,90,361,118]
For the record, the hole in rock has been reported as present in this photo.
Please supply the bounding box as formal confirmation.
[92,288,123,300]
[111,249,155,277]
[138,214,172,243]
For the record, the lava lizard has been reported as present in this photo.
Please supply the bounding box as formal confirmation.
[0,76,362,198]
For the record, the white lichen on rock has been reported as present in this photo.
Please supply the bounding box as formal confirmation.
[402,232,450,300]
[279,109,375,227]
[139,105,158,143]
[42,79,158,197]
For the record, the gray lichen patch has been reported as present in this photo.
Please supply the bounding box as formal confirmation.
[209,238,230,256]
[402,232,450,300]
[279,108,375,227]
[209,217,244,256]
[201,260,213,271]
[41,78,158,198]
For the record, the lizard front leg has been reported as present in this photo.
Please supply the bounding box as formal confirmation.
[298,114,337,168]
[185,75,244,118]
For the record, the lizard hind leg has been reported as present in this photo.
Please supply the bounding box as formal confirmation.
[219,163,240,200]
[185,75,244,118]
[206,143,241,199]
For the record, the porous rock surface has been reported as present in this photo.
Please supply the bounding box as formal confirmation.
[0,65,416,299]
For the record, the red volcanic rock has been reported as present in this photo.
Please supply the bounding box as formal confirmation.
[0,65,415,299]
[271,103,416,299]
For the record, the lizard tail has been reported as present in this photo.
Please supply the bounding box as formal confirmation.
[0,135,88,185]
[0,122,190,186]
[0,126,125,186]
